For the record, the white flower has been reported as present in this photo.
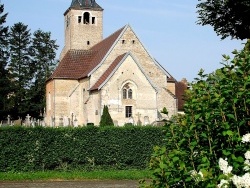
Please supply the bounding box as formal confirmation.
[232,173,250,187]
[190,170,197,177]
[190,170,204,182]
[242,133,250,143]
[198,171,203,178]
[244,159,250,171]
[217,179,229,188]
[244,151,250,160]
[219,158,233,175]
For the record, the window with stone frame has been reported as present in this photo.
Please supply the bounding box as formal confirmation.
[122,83,133,99]
[123,89,127,99]
[125,106,132,118]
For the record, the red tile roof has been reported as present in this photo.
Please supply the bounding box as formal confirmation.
[90,53,127,91]
[48,26,125,81]
[176,81,188,111]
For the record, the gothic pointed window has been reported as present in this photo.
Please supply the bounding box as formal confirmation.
[83,12,90,24]
[123,89,127,99]
[128,89,132,99]
[122,83,133,99]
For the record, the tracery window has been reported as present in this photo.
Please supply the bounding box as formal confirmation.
[122,84,133,99]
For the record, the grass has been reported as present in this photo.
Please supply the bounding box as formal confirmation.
[0,169,151,181]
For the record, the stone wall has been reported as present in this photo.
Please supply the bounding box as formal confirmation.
[60,9,103,60]
[97,54,158,126]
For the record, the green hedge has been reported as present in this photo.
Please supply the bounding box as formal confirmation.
[0,126,165,172]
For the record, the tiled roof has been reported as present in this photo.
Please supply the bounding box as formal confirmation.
[48,26,125,81]
[70,0,103,10]
[49,50,96,80]
[89,53,127,91]
[176,81,188,111]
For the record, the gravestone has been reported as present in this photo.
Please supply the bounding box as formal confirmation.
[7,115,11,125]
[26,114,31,127]
[73,116,78,127]
[59,116,63,127]
[144,116,149,125]
[128,117,134,124]
[63,116,69,127]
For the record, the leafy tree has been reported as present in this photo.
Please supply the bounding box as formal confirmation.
[196,0,250,40]
[8,22,33,118]
[0,4,10,119]
[99,105,114,127]
[28,29,58,117]
[140,41,250,187]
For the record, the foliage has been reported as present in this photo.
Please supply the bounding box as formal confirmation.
[0,4,10,119]
[99,105,114,127]
[217,134,250,187]
[0,126,165,172]
[8,22,33,118]
[28,29,58,118]
[196,0,250,40]
[140,41,250,187]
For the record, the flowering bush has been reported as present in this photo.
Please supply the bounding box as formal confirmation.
[140,41,250,188]
[217,134,250,188]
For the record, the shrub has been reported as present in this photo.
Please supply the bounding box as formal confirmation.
[99,105,114,127]
[0,126,165,172]
[140,41,250,187]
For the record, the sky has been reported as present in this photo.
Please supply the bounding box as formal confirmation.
[1,0,246,82]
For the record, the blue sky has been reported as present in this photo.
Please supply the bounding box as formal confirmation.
[1,0,246,81]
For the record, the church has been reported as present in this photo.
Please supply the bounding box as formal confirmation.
[46,0,183,126]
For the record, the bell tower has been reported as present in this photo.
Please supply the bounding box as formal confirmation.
[61,0,103,58]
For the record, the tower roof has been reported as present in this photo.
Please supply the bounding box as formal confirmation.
[70,0,103,10]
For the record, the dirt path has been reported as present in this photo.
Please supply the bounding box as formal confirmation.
[0,180,139,188]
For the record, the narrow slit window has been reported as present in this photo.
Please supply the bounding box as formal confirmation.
[92,17,96,24]
[87,41,90,45]
[122,40,125,44]
[78,16,82,23]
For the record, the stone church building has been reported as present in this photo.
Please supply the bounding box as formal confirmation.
[46,0,182,126]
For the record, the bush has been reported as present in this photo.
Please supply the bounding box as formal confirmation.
[0,126,165,172]
[99,105,114,127]
[140,41,250,187]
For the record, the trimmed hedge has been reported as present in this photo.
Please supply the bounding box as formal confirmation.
[0,126,165,172]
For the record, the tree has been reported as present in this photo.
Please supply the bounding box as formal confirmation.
[0,3,10,118]
[99,105,114,127]
[28,29,58,118]
[8,22,33,118]
[196,0,250,40]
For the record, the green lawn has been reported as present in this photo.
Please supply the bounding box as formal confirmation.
[0,169,151,181]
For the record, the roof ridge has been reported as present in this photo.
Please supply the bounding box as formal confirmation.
[90,25,126,50]
[89,53,127,91]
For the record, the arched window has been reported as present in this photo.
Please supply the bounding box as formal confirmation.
[123,89,127,99]
[128,89,133,99]
[122,83,133,99]
[83,12,90,24]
